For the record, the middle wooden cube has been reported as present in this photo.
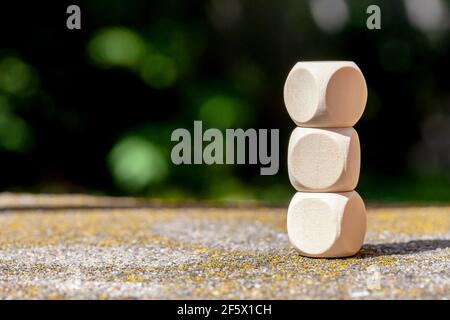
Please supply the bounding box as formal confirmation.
[287,127,360,192]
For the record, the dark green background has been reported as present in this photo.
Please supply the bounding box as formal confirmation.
[0,0,449,203]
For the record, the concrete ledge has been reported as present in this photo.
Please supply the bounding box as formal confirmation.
[0,194,449,299]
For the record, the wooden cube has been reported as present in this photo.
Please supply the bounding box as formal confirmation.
[288,127,360,192]
[287,191,366,258]
[284,61,367,127]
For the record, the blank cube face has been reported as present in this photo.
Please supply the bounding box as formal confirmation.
[288,127,360,192]
[287,191,366,258]
[284,61,367,127]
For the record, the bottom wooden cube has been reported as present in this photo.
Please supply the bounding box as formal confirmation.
[287,191,366,258]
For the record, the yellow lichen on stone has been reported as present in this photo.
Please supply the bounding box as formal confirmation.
[0,194,448,299]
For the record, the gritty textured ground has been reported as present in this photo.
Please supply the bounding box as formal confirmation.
[0,193,449,300]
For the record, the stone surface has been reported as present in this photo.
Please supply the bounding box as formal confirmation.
[0,193,449,299]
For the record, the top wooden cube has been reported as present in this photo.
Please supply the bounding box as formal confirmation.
[284,61,367,127]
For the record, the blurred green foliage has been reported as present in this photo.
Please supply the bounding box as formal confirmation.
[0,57,36,152]
[87,27,148,69]
[107,135,169,192]
[0,0,449,203]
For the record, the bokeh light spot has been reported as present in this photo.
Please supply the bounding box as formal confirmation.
[404,0,449,32]
[107,136,169,192]
[310,0,349,33]
[209,0,242,31]
[0,113,33,152]
[0,57,37,96]
[87,27,147,69]
[140,54,177,89]
[199,95,250,129]
[149,19,197,76]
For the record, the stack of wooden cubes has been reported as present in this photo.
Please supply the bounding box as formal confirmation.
[284,61,368,258]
